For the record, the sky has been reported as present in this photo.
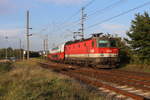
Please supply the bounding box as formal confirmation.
[0,0,150,51]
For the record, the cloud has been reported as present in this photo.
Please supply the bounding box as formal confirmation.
[0,28,25,48]
[0,0,9,13]
[39,0,88,5]
[0,29,24,37]
[0,0,35,15]
[0,0,13,14]
[99,23,129,37]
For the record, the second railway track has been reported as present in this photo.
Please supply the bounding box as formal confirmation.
[39,61,150,100]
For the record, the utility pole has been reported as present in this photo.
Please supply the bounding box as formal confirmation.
[46,35,48,55]
[43,39,47,59]
[43,35,48,57]
[80,7,86,39]
[27,11,30,60]
[5,36,8,59]
[73,32,81,40]
[43,39,46,54]
[19,39,22,60]
[26,10,32,60]
[23,45,25,61]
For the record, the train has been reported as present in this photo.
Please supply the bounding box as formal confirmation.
[48,33,119,68]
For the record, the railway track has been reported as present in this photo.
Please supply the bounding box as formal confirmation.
[39,61,150,100]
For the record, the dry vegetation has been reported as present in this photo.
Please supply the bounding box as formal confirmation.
[0,59,103,100]
[120,64,150,73]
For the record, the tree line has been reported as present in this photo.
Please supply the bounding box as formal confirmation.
[0,47,23,60]
[117,12,150,65]
[0,47,40,60]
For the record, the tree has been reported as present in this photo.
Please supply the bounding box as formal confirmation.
[114,36,131,65]
[126,12,150,63]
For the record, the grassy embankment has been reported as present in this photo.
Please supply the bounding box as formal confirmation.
[0,59,103,100]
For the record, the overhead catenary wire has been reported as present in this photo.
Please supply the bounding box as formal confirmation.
[37,12,81,35]
[60,9,81,26]
[84,0,97,9]
[34,10,80,36]
[35,0,97,46]
[63,0,96,21]
[88,0,125,17]
[87,1,150,29]
[51,0,97,33]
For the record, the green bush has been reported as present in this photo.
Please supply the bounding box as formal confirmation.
[0,63,12,73]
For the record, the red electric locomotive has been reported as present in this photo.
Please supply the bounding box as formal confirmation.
[48,33,119,68]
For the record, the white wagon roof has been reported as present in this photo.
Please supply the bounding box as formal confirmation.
[49,44,65,54]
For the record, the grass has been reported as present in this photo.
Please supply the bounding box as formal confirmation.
[0,59,103,100]
[120,64,150,73]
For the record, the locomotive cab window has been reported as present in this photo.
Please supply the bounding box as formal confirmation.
[98,40,109,47]
[98,40,116,47]
[110,40,116,47]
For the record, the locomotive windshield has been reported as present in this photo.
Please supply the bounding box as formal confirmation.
[98,40,116,47]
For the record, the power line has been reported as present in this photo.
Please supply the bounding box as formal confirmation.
[84,0,97,9]
[49,21,80,35]
[87,1,150,29]
[63,0,96,22]
[34,0,96,40]
[60,9,81,26]
[56,20,80,31]
[53,0,97,33]
[34,10,80,36]
[35,13,81,35]
[88,0,124,17]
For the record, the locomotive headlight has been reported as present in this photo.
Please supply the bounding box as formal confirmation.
[106,50,112,53]
[90,49,95,53]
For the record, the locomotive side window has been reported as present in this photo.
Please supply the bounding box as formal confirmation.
[78,44,80,48]
[92,41,94,47]
[84,43,86,47]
